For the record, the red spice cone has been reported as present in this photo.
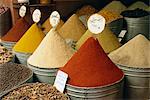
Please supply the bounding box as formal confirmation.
[1,18,30,42]
[61,37,124,87]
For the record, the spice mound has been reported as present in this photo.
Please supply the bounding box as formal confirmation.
[0,63,32,93]
[61,37,123,87]
[13,23,45,53]
[121,8,149,18]
[28,28,75,68]
[0,45,13,64]
[76,27,121,53]
[109,34,150,68]
[102,1,126,14]
[127,1,148,11]
[98,9,123,23]
[76,5,97,16]
[58,14,86,41]
[2,83,69,100]
[1,18,30,42]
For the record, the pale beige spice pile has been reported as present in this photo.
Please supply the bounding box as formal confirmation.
[109,34,150,68]
[28,28,75,68]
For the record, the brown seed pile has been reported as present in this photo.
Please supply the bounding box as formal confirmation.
[2,83,69,100]
[0,45,13,64]
[0,63,32,93]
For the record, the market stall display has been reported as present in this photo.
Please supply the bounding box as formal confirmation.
[0,0,149,99]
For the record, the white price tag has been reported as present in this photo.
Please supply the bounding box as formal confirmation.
[118,30,127,42]
[32,9,41,23]
[18,0,29,3]
[54,70,68,93]
[50,11,60,28]
[88,14,106,34]
[19,5,26,17]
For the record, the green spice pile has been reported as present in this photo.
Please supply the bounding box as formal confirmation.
[109,34,150,68]
[0,63,32,93]
[2,83,69,100]
[0,45,13,64]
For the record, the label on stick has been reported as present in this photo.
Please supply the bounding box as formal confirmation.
[88,14,106,34]
[50,11,60,28]
[19,5,26,17]
[32,9,41,23]
[54,70,68,93]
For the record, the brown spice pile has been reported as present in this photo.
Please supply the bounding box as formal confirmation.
[76,5,97,16]
[2,83,69,100]
[0,63,32,93]
[98,10,123,23]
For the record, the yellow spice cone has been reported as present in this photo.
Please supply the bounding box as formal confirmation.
[13,23,45,53]
[28,28,75,68]
[42,18,64,34]
[127,1,148,10]
[58,14,86,41]
[76,27,121,53]
[76,5,97,16]
[102,1,127,14]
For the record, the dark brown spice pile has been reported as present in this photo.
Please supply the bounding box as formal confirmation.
[2,83,69,100]
[121,8,149,18]
[0,63,32,93]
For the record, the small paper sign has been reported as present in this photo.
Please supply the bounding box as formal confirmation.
[88,14,106,34]
[18,0,29,3]
[118,30,127,42]
[50,11,60,28]
[32,9,41,23]
[19,5,26,17]
[54,70,68,93]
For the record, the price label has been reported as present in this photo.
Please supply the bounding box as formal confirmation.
[32,9,41,23]
[88,14,106,34]
[18,0,29,3]
[19,5,26,17]
[50,11,60,28]
[118,30,127,42]
[54,70,68,93]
